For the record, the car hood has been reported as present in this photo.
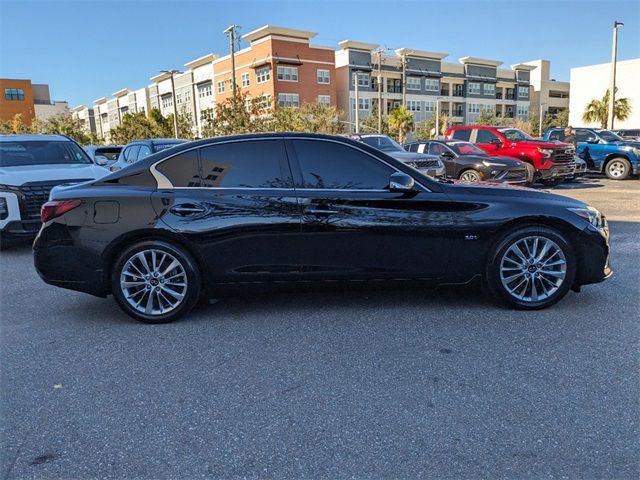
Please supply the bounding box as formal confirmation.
[609,140,640,148]
[511,139,568,149]
[0,163,109,186]
[461,155,525,167]
[445,180,586,207]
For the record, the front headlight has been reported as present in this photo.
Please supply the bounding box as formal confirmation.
[568,206,605,230]
[632,147,640,156]
[538,148,553,158]
[482,160,507,167]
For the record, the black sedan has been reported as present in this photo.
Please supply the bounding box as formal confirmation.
[34,133,612,323]
[404,140,532,184]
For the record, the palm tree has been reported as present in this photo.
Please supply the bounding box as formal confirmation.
[388,106,415,143]
[582,89,631,128]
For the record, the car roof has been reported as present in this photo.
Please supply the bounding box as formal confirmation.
[0,134,71,142]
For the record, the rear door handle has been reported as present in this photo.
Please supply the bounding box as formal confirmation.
[170,204,207,216]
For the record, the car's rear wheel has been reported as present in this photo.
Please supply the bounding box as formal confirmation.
[458,169,482,182]
[486,226,576,310]
[604,157,631,180]
[111,240,201,323]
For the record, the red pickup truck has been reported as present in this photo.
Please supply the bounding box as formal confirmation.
[445,125,576,185]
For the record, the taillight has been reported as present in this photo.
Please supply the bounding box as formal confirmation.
[41,200,82,223]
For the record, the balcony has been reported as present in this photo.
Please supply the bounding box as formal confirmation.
[440,89,449,96]
[452,91,464,97]
[387,86,402,94]
[452,109,464,117]
[496,92,503,99]
[505,93,515,100]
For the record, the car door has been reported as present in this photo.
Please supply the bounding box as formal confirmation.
[575,129,598,169]
[428,142,457,178]
[285,138,454,280]
[474,129,503,156]
[151,139,302,284]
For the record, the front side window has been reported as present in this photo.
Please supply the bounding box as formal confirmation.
[277,66,298,82]
[199,140,291,188]
[156,150,200,187]
[291,140,394,190]
[4,88,25,100]
[0,140,92,167]
[278,93,299,108]
[256,66,271,83]
[476,129,500,144]
[137,145,152,160]
[575,129,593,143]
[317,69,330,84]
[124,145,140,163]
[428,142,449,156]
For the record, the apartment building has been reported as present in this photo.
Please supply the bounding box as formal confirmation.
[569,58,640,129]
[523,59,570,122]
[213,25,337,112]
[71,105,96,135]
[335,43,533,131]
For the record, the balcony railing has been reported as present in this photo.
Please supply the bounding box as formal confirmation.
[452,91,464,97]
[505,93,515,100]
[387,86,402,93]
[440,89,449,96]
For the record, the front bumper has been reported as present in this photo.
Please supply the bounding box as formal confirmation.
[574,222,613,287]
[538,162,576,180]
[417,166,445,178]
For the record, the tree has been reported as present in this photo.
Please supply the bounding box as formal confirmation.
[31,113,94,145]
[269,103,345,134]
[414,113,450,140]
[582,89,631,128]
[201,91,269,137]
[110,111,155,144]
[387,106,414,143]
[359,105,389,135]
[0,113,34,134]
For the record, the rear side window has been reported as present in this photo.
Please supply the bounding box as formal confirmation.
[291,139,394,190]
[156,150,200,187]
[137,145,152,160]
[199,140,291,188]
[451,129,471,141]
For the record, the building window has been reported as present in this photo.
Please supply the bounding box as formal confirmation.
[176,93,183,104]
[242,73,250,88]
[483,84,495,96]
[244,98,252,110]
[481,104,495,113]
[161,94,173,108]
[517,105,529,116]
[217,81,225,93]
[518,86,529,98]
[317,95,331,106]
[467,83,481,95]
[406,77,421,91]
[197,82,212,98]
[424,101,436,112]
[278,93,299,108]
[353,73,370,87]
[256,66,271,83]
[4,88,25,100]
[407,100,421,112]
[425,79,439,92]
[277,66,298,82]
[468,103,480,114]
[317,69,330,84]
[351,98,371,111]
[257,94,272,109]
[184,90,191,103]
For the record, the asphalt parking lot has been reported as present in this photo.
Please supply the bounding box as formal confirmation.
[1,177,639,479]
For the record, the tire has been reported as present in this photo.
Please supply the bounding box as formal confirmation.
[111,240,201,323]
[540,178,564,187]
[458,169,482,182]
[523,163,536,187]
[604,157,631,180]
[486,226,576,310]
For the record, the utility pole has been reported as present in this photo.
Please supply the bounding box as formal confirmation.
[160,69,182,138]
[400,51,408,107]
[354,71,360,133]
[539,103,547,137]
[608,21,624,130]
[435,96,443,138]
[224,25,240,98]
[373,48,385,133]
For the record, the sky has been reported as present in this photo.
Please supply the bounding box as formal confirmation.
[1,0,638,107]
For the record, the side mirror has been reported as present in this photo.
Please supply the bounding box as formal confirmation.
[586,136,599,144]
[489,138,502,146]
[94,155,109,166]
[440,151,455,159]
[389,172,415,192]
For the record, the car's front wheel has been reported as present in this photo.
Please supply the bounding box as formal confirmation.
[604,157,631,180]
[111,240,201,323]
[486,226,576,309]
[458,169,482,182]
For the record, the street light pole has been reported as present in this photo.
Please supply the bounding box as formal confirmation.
[354,71,360,134]
[160,69,182,138]
[608,21,624,130]
[539,103,547,137]
[435,96,443,138]
[224,25,240,98]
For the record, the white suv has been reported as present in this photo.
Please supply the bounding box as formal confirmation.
[0,134,109,246]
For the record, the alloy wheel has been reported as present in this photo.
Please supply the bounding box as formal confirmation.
[499,236,567,303]
[460,170,481,182]
[120,249,188,316]
[607,160,626,178]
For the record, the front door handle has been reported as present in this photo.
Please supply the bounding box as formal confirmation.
[170,204,206,216]
[305,207,339,216]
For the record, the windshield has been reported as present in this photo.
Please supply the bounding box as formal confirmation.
[598,130,624,142]
[153,142,184,153]
[447,142,486,156]
[0,140,93,167]
[359,136,404,153]
[498,128,532,141]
